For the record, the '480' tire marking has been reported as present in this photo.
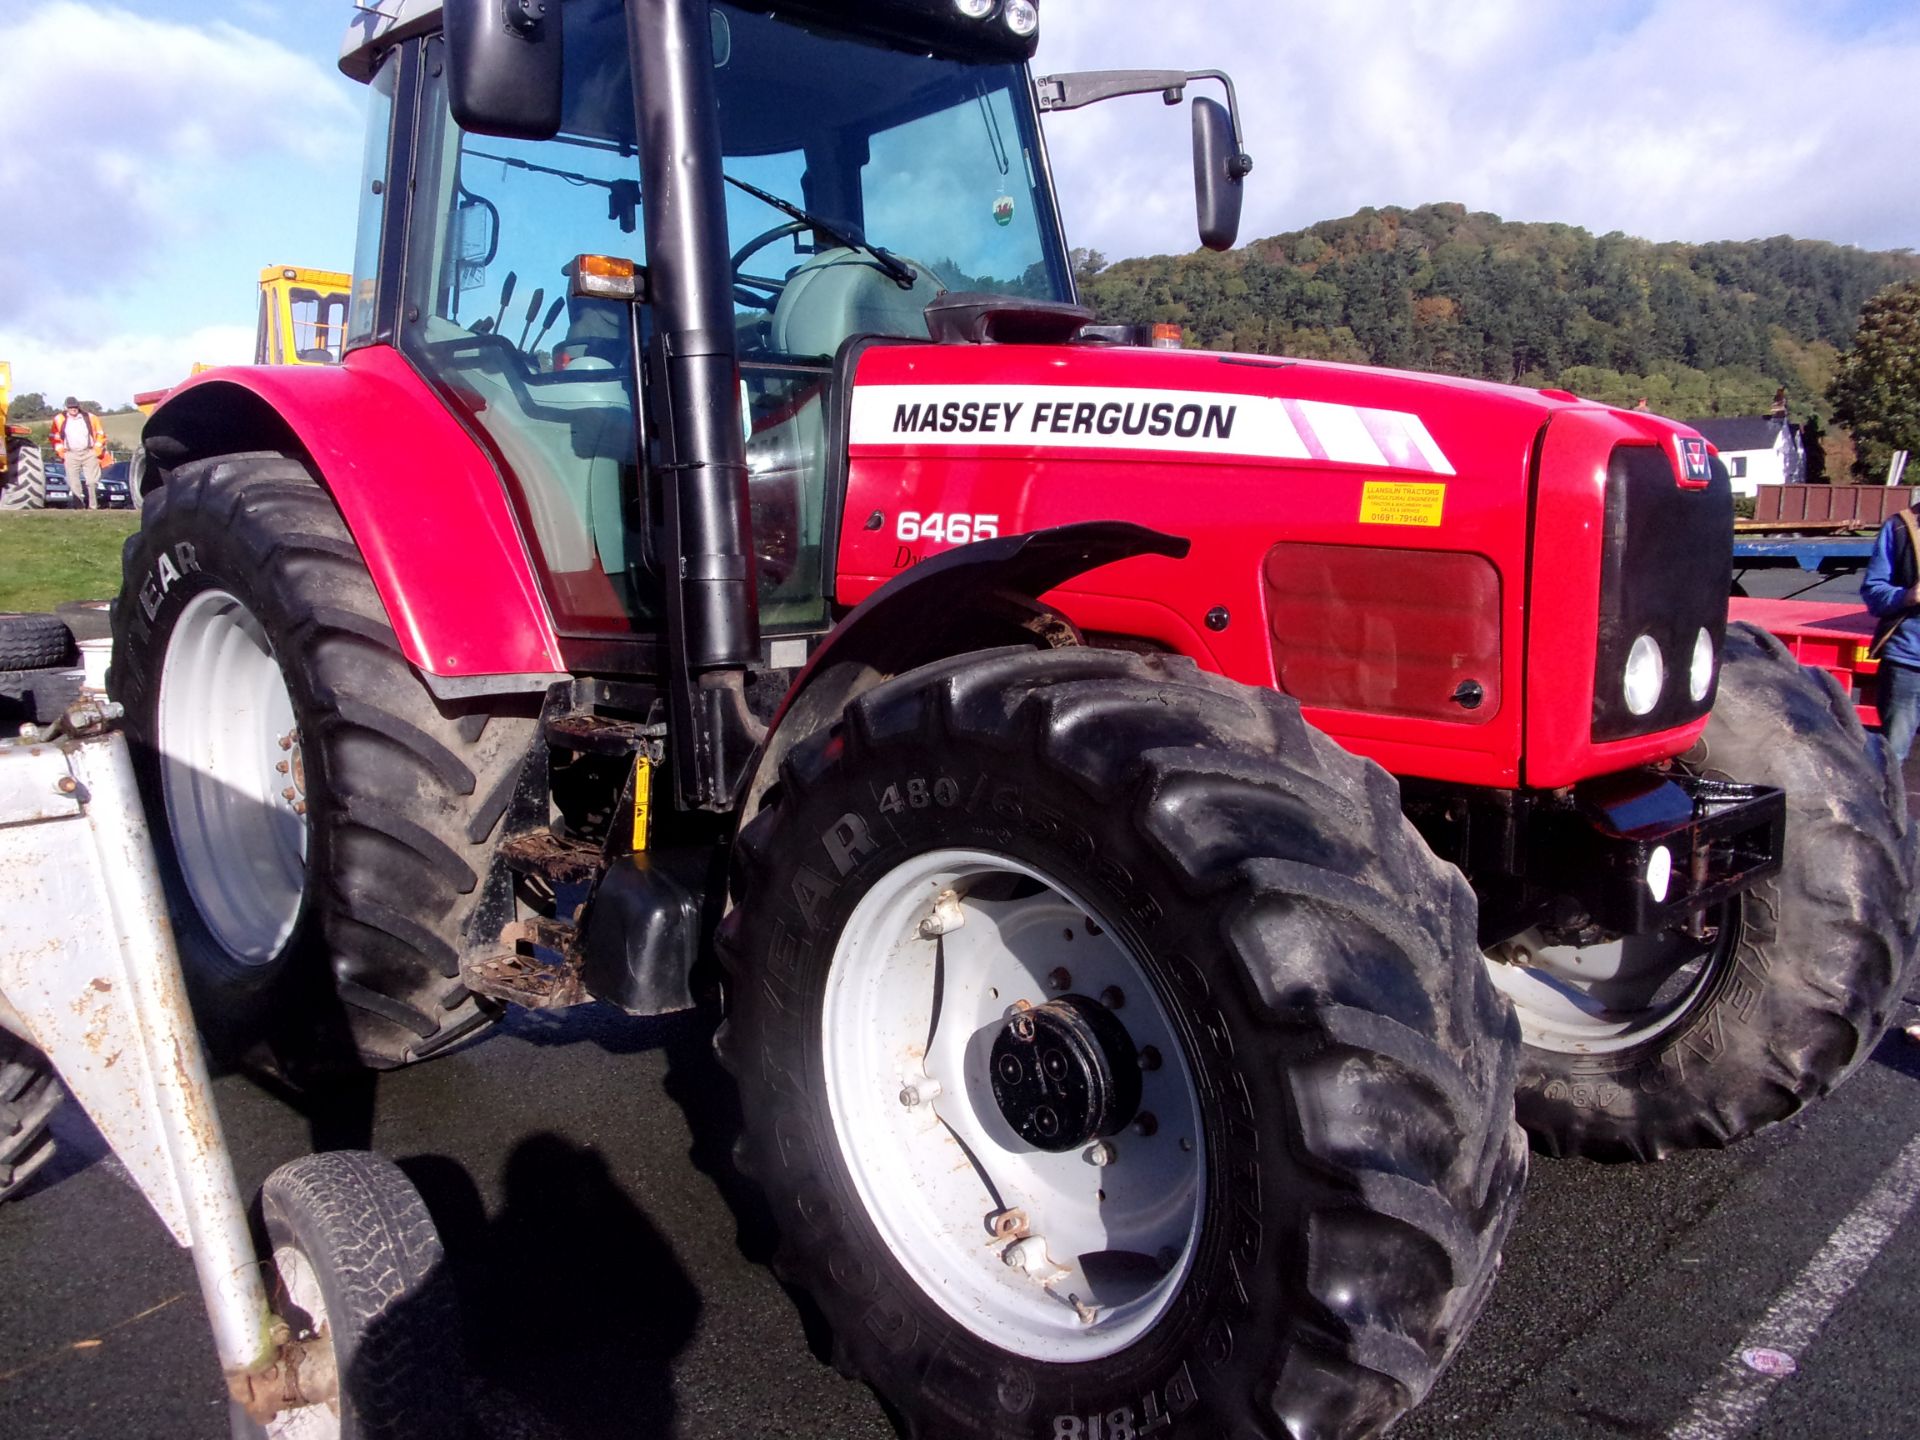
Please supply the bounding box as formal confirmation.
[877,775,962,814]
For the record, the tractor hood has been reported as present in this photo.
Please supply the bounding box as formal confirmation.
[833,335,1717,790]
[844,339,1581,477]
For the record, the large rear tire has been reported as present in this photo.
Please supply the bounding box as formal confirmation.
[1494,622,1918,1160]
[0,439,45,511]
[719,647,1527,1440]
[111,453,537,1071]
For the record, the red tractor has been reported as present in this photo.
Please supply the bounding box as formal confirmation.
[110,2,1914,1436]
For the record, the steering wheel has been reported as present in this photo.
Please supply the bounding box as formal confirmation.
[730,219,811,311]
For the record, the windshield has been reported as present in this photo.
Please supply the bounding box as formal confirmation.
[712,3,1071,360]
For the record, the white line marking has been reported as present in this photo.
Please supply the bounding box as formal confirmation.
[1665,1130,1920,1440]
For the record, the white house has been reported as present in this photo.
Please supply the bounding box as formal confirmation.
[1684,416,1805,498]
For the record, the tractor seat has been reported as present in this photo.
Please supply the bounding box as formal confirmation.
[770,247,945,360]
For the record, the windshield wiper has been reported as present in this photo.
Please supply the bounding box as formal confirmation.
[723,174,918,290]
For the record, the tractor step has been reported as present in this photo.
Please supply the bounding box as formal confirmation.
[498,829,607,886]
[543,712,664,757]
[461,917,588,1009]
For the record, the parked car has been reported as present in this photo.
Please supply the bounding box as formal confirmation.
[43,460,81,509]
[96,461,135,510]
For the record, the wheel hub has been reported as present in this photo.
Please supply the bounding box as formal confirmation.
[821,849,1206,1362]
[990,995,1141,1151]
[156,588,309,964]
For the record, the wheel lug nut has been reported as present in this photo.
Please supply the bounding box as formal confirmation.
[278,733,293,751]
[918,888,965,938]
[1133,1112,1158,1137]
[1139,1045,1162,1072]
[898,1077,941,1108]
[275,760,289,774]
[1084,1141,1116,1167]
[1047,967,1071,991]
[292,801,307,816]
[281,787,297,801]
[1099,986,1125,1010]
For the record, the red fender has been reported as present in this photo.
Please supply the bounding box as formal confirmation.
[146,345,565,681]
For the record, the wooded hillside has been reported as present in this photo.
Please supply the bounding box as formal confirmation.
[1079,204,1920,420]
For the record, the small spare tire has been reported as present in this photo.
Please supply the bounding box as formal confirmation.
[0,613,78,670]
[0,1032,61,1203]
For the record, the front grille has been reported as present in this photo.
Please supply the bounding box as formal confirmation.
[1591,445,1732,741]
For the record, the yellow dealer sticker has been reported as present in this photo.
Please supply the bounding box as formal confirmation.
[1360,481,1446,527]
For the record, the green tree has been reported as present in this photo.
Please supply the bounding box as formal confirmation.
[1828,281,1920,480]
[6,391,54,422]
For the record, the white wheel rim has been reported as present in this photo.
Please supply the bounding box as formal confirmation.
[267,1243,340,1440]
[822,849,1205,1363]
[1483,915,1731,1054]
[157,588,308,963]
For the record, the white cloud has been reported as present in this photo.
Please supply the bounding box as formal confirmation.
[0,2,356,393]
[6,325,254,411]
[1040,0,1920,263]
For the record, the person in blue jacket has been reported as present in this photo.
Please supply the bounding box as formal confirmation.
[1863,507,1920,762]
[1863,509,1920,1040]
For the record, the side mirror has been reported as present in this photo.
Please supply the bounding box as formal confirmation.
[1192,97,1247,252]
[444,0,564,140]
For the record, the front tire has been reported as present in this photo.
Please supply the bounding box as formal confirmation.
[1495,622,1919,1160]
[720,648,1527,1440]
[111,453,537,1071]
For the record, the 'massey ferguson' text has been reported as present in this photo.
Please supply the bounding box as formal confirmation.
[891,398,1237,440]
[847,383,1457,474]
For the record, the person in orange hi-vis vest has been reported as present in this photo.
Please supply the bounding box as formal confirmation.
[51,396,108,510]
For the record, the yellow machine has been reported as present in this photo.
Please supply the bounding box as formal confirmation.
[0,360,48,510]
[254,265,350,367]
[136,266,349,416]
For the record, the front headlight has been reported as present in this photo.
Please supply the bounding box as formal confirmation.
[1004,0,1038,35]
[1646,844,1674,903]
[1689,627,1714,703]
[954,0,995,17]
[1624,634,1665,716]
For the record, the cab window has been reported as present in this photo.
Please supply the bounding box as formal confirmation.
[401,8,655,635]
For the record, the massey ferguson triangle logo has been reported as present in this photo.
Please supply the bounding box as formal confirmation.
[1679,436,1713,484]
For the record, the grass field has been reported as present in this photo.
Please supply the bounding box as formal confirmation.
[0,511,139,612]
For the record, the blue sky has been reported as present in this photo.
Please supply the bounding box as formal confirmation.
[3,0,1916,405]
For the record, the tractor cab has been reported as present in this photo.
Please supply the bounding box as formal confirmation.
[335,0,1243,711]
[341,1,1078,649]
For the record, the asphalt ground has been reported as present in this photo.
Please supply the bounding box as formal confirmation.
[7,980,1920,1440]
[5,561,1918,1440]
